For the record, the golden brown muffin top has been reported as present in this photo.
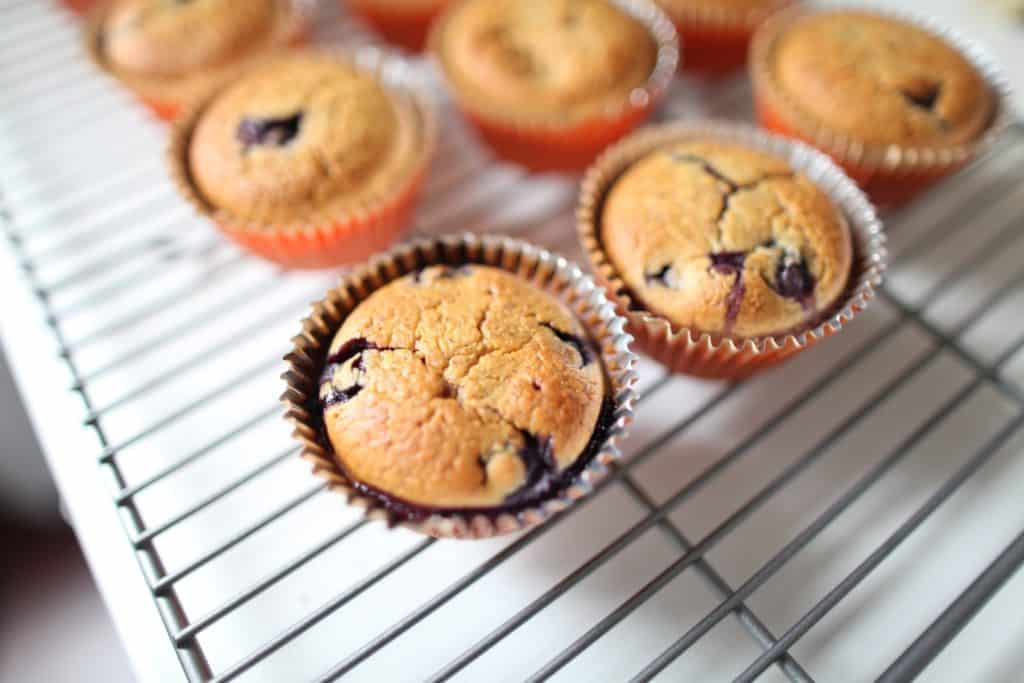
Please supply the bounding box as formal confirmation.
[601,141,852,338]
[102,0,282,78]
[772,11,993,147]
[319,265,607,511]
[188,55,423,225]
[436,0,657,119]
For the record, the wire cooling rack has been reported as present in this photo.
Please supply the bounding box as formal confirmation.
[2,1,1024,681]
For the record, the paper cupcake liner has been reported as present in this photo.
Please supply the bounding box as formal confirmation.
[750,5,1013,207]
[428,0,679,173]
[281,234,639,539]
[345,0,450,52]
[168,49,439,270]
[84,0,311,122]
[659,0,797,74]
[63,0,99,16]
[578,120,886,380]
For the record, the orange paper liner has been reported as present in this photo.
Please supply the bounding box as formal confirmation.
[345,0,450,52]
[63,0,98,16]
[750,5,1013,207]
[168,50,439,270]
[661,0,797,74]
[281,234,639,539]
[84,0,310,122]
[429,0,679,173]
[578,121,887,380]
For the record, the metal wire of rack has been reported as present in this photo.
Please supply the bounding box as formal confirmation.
[2,1,1024,682]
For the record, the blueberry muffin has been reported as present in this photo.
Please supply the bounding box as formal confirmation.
[435,0,657,119]
[185,54,425,225]
[766,11,993,147]
[429,0,674,171]
[88,0,306,118]
[600,140,852,337]
[318,265,608,513]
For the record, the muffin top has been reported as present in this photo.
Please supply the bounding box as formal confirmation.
[601,140,852,338]
[101,0,284,78]
[187,55,423,225]
[435,0,657,118]
[770,11,993,147]
[319,265,607,511]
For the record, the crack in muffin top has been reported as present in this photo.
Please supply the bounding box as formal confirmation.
[600,140,853,338]
[437,0,657,118]
[187,55,423,224]
[771,11,993,147]
[319,265,606,510]
[102,0,281,78]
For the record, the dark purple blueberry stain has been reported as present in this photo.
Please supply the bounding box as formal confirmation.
[773,253,816,312]
[323,384,364,408]
[708,251,748,331]
[644,264,675,287]
[352,355,366,373]
[477,454,490,485]
[335,396,616,524]
[502,429,557,507]
[237,113,303,150]
[901,83,941,112]
[540,322,593,368]
[709,251,747,275]
[724,279,746,329]
[319,338,398,409]
[324,337,379,368]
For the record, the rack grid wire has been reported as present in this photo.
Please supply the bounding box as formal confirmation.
[2,1,1024,682]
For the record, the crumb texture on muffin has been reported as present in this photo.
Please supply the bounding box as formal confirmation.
[438,0,656,117]
[102,0,280,77]
[772,11,992,146]
[319,265,606,510]
[601,140,852,337]
[188,55,422,224]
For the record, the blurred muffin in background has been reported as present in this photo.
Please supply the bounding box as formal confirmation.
[430,0,678,173]
[346,0,453,51]
[751,7,1006,206]
[86,0,308,121]
[654,0,796,74]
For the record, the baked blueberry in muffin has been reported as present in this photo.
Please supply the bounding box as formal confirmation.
[766,10,993,148]
[318,265,609,516]
[600,140,852,337]
[186,54,425,224]
[169,53,436,268]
